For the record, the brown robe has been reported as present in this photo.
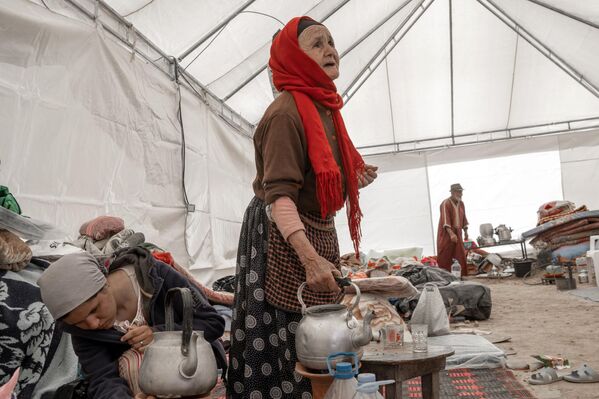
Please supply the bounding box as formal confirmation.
[436,197,469,274]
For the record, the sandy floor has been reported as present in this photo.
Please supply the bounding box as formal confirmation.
[470,274,599,399]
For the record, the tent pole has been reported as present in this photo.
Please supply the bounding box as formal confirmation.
[449,0,455,145]
[523,0,599,30]
[359,124,599,156]
[342,0,435,104]
[178,0,257,61]
[222,0,409,101]
[358,115,599,149]
[476,0,599,100]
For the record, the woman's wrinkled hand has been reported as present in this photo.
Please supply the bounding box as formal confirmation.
[358,164,378,188]
[303,255,341,293]
[134,393,156,399]
[121,325,154,353]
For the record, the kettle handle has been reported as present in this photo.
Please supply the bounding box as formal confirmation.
[165,287,194,356]
[297,281,361,315]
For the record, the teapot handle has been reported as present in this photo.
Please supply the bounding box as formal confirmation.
[165,287,194,356]
[297,281,361,315]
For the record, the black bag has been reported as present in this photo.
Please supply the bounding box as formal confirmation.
[437,282,492,320]
[395,281,492,321]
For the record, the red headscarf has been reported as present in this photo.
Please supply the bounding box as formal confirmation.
[269,16,365,255]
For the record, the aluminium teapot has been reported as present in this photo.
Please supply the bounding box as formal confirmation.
[295,281,375,370]
[139,287,217,398]
[495,224,513,242]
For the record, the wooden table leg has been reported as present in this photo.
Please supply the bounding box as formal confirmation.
[420,372,440,399]
[383,379,401,399]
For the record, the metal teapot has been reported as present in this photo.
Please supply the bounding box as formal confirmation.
[295,281,375,370]
[139,288,217,398]
[495,224,513,242]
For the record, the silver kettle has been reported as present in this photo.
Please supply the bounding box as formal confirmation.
[139,288,217,398]
[495,224,513,242]
[295,281,374,370]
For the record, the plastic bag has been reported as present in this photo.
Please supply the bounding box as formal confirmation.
[410,283,450,336]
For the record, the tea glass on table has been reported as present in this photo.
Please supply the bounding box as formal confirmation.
[410,324,428,353]
[381,323,404,349]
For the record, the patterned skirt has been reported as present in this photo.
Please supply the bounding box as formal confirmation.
[227,197,313,399]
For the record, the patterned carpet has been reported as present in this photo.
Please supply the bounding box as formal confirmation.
[402,368,536,399]
[210,367,536,398]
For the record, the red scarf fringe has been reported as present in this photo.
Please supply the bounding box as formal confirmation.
[270,17,365,256]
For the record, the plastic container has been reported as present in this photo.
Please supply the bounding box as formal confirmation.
[355,374,384,399]
[513,259,533,277]
[352,380,395,399]
[451,259,462,279]
[324,353,360,399]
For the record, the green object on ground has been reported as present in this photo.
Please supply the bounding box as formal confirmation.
[0,185,21,214]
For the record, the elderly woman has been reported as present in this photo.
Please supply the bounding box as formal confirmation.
[228,17,377,398]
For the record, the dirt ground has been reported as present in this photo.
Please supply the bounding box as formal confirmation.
[469,274,599,399]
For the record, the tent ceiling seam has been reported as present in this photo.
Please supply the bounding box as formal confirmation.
[123,0,155,18]
[505,32,519,136]
[523,0,599,31]
[178,0,257,61]
[476,0,599,100]
[449,0,455,143]
[384,57,397,143]
[221,0,353,101]
[342,0,435,104]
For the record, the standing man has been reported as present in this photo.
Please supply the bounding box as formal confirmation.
[437,183,469,275]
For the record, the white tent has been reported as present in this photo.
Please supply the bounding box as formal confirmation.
[1,0,599,282]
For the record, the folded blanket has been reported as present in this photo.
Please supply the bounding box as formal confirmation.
[0,230,32,272]
[350,276,417,299]
[342,293,413,342]
[79,216,125,241]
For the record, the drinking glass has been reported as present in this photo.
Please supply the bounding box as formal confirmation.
[411,324,428,353]
[382,323,404,349]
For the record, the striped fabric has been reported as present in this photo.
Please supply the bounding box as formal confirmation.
[265,211,343,313]
[118,349,144,396]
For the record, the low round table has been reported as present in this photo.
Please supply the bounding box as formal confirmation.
[361,343,454,399]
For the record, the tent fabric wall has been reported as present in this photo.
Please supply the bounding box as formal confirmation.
[559,129,599,211]
[0,0,253,283]
[2,0,599,283]
[336,135,565,256]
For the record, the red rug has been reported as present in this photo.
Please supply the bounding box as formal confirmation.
[211,367,536,398]
[402,368,536,399]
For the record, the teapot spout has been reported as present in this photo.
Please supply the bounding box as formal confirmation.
[179,332,199,378]
[352,310,375,348]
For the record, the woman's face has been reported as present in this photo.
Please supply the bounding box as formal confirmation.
[298,25,340,80]
[62,285,117,330]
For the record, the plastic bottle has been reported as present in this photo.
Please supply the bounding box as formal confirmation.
[451,258,462,279]
[323,361,359,399]
[352,380,396,399]
[356,374,384,399]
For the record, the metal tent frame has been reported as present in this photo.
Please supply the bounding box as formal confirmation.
[60,0,599,155]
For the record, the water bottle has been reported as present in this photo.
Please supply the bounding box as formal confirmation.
[451,258,462,279]
[352,379,395,398]
[356,374,384,399]
[324,352,360,399]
